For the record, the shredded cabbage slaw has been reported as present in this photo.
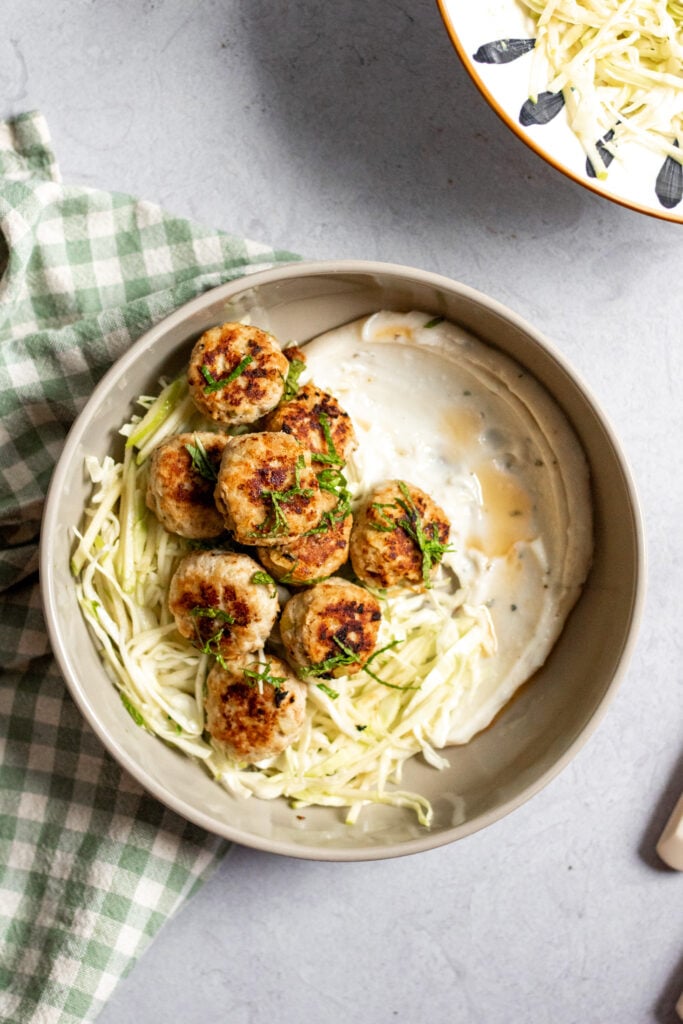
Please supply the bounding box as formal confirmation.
[520,0,683,174]
[71,376,494,827]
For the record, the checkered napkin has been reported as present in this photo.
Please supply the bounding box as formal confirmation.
[0,111,297,1024]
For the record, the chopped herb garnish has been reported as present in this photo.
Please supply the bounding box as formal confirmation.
[361,639,418,690]
[424,316,444,329]
[278,560,328,586]
[369,482,453,588]
[395,482,453,588]
[306,464,351,537]
[120,691,145,727]
[369,501,398,533]
[298,636,360,679]
[311,412,343,466]
[190,605,235,663]
[282,357,306,401]
[316,682,340,700]
[185,435,218,482]
[201,354,253,394]
[243,661,288,690]
[251,569,277,596]
[254,454,314,537]
[365,639,403,664]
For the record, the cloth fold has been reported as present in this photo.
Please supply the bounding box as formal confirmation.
[0,111,297,1024]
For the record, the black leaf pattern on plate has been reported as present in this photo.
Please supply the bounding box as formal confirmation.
[473,38,536,64]
[655,140,683,209]
[519,91,565,126]
[473,32,682,215]
[586,129,616,179]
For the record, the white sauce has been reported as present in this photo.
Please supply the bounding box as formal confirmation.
[301,311,593,744]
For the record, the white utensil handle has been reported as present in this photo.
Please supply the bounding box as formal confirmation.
[657,792,683,870]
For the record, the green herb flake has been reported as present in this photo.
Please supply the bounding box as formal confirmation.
[201,354,254,394]
[394,481,454,588]
[361,640,418,690]
[190,605,235,662]
[316,682,340,700]
[369,501,398,533]
[251,569,277,596]
[120,691,145,728]
[307,462,351,538]
[283,357,306,401]
[243,661,288,690]
[185,434,218,482]
[423,316,444,329]
[311,412,343,467]
[253,454,314,538]
[298,636,359,679]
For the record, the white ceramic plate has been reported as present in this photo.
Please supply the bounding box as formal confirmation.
[40,260,645,860]
[438,0,683,222]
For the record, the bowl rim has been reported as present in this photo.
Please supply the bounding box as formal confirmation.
[435,0,683,225]
[40,258,647,861]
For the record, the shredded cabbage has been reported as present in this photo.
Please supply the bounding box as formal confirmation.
[72,375,494,827]
[520,0,683,173]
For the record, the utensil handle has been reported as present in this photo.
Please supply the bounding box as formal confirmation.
[657,792,683,870]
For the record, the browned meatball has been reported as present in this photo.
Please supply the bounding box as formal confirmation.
[214,431,328,547]
[187,322,288,426]
[257,512,353,585]
[349,480,451,591]
[145,431,228,539]
[280,577,381,678]
[168,550,279,660]
[205,653,307,763]
[262,383,357,463]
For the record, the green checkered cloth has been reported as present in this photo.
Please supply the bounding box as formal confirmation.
[0,111,297,1024]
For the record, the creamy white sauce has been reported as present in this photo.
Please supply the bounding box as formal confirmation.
[301,311,593,744]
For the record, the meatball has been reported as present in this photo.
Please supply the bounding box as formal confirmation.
[350,480,451,591]
[257,512,353,585]
[280,577,381,678]
[187,322,288,426]
[145,431,229,539]
[204,653,307,763]
[168,550,279,660]
[263,383,357,463]
[214,431,328,547]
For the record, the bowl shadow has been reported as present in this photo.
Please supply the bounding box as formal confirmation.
[229,0,588,235]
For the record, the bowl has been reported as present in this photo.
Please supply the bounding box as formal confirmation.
[40,259,644,861]
[437,0,683,222]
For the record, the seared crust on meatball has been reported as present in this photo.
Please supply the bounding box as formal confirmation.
[146,431,228,539]
[282,344,307,366]
[262,383,357,462]
[188,322,288,426]
[280,577,381,678]
[350,480,451,591]
[205,653,307,763]
[168,550,279,659]
[257,512,353,585]
[214,432,328,547]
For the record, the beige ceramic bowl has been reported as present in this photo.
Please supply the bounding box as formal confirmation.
[41,260,644,861]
